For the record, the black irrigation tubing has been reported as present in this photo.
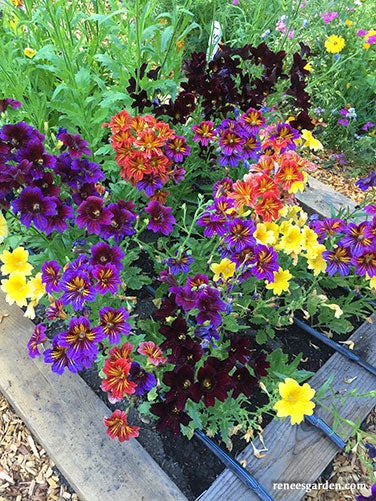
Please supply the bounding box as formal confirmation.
[292,317,376,378]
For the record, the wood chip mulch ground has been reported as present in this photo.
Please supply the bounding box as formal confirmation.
[0,157,375,501]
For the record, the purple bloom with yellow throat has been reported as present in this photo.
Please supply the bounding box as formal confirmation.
[76,196,113,235]
[60,270,96,310]
[92,263,121,295]
[12,186,57,231]
[145,201,176,235]
[59,316,104,362]
[97,306,131,345]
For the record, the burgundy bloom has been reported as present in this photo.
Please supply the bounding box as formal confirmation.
[145,201,176,235]
[16,140,56,178]
[76,196,113,234]
[31,172,60,197]
[12,186,57,231]
[59,316,104,362]
[231,367,258,398]
[41,260,61,293]
[99,306,131,344]
[150,400,191,436]
[159,316,190,351]
[56,128,91,158]
[92,263,121,295]
[154,295,179,321]
[166,337,204,366]
[196,287,225,327]
[227,335,252,365]
[27,324,47,358]
[89,242,125,270]
[163,365,196,409]
[0,122,37,150]
[71,182,99,206]
[60,270,96,310]
[251,351,270,378]
[129,361,157,396]
[190,357,233,407]
[43,336,82,375]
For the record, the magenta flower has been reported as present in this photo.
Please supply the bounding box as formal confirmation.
[192,121,216,146]
[0,98,22,113]
[45,197,74,234]
[320,11,338,24]
[76,196,113,234]
[27,324,47,358]
[89,242,125,270]
[145,201,176,235]
[190,356,233,407]
[12,186,57,231]
[99,202,136,242]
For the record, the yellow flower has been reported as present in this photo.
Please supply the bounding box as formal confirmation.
[301,129,323,151]
[303,62,313,72]
[210,258,236,282]
[366,273,376,291]
[273,378,315,425]
[301,226,319,252]
[324,35,345,54]
[265,268,293,295]
[29,272,46,301]
[345,19,353,27]
[0,213,8,243]
[278,225,303,255]
[253,223,275,245]
[0,247,33,276]
[306,245,327,276]
[24,48,36,58]
[176,40,185,51]
[1,271,32,307]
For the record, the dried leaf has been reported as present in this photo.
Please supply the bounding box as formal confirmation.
[344,376,357,384]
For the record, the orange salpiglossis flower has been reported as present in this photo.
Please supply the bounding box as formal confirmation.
[137,341,167,366]
[103,409,140,442]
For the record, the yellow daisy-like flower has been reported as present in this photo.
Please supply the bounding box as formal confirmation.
[0,213,8,243]
[301,129,323,151]
[24,47,36,58]
[301,226,320,252]
[265,267,293,295]
[210,258,236,282]
[1,271,32,307]
[324,35,345,54]
[273,378,315,425]
[29,272,46,301]
[306,245,328,276]
[0,247,33,276]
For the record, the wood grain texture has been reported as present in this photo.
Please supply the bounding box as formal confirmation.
[0,293,187,501]
[199,316,376,501]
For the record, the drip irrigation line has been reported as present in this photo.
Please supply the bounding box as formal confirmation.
[305,415,345,449]
[293,317,376,377]
[194,429,274,501]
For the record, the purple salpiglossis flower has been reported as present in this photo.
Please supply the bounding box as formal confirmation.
[129,361,157,396]
[145,200,176,235]
[310,218,346,242]
[362,122,375,131]
[27,324,47,358]
[196,287,225,327]
[16,140,56,179]
[136,175,163,195]
[364,205,376,215]
[45,196,74,234]
[0,122,38,151]
[337,118,349,127]
[197,212,228,237]
[0,98,22,113]
[43,335,82,375]
[31,171,60,197]
[56,128,92,158]
[60,269,96,310]
[99,201,136,242]
[338,221,374,256]
[194,324,220,342]
[71,182,99,206]
[97,306,131,345]
[357,30,369,37]
[41,260,61,293]
[71,157,104,185]
[54,152,81,188]
[89,242,124,270]
[166,252,194,275]
[356,171,376,192]
[59,316,104,363]
[225,218,257,252]
[169,284,198,311]
[164,136,191,163]
[252,244,279,281]
[76,196,113,235]
[12,186,57,231]
[356,483,376,501]
[323,246,352,276]
[66,254,91,273]
[92,263,121,295]
[352,249,376,277]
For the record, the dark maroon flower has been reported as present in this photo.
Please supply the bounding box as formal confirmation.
[57,128,92,158]
[71,182,99,206]
[227,335,252,364]
[231,366,258,398]
[190,357,233,407]
[31,171,60,197]
[150,400,191,436]
[163,365,195,409]
[89,242,125,270]
[251,351,270,378]
[54,152,81,187]
[12,186,57,231]
[0,122,37,150]
[76,196,113,234]
[159,316,190,351]
[154,295,179,321]
[196,287,225,327]
[157,269,179,287]
[0,98,22,113]
[166,337,204,367]
[145,201,176,235]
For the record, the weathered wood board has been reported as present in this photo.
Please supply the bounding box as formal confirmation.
[0,293,187,501]
[199,316,376,501]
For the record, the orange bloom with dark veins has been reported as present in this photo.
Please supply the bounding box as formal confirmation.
[103,409,139,442]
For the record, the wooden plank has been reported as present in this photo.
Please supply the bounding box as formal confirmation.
[0,293,187,501]
[296,175,357,218]
[199,316,376,501]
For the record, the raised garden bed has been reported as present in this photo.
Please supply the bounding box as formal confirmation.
[1,178,375,501]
